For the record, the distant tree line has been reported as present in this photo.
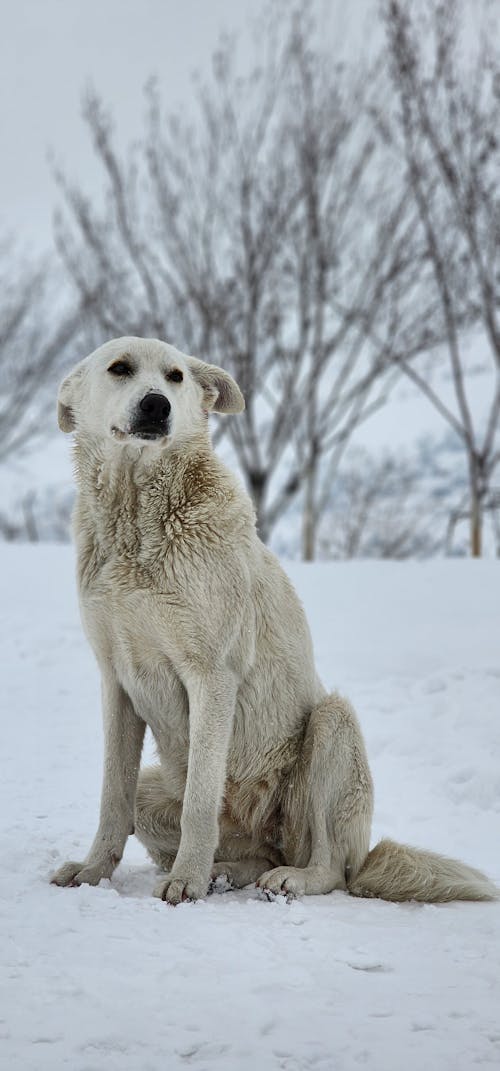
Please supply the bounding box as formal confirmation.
[1,0,499,556]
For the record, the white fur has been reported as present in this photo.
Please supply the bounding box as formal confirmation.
[51,337,498,905]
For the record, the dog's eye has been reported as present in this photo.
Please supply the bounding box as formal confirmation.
[108,361,133,377]
[166,369,183,383]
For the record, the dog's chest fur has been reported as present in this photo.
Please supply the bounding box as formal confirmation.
[73,439,250,586]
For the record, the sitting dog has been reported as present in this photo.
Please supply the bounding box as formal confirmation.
[51,337,497,905]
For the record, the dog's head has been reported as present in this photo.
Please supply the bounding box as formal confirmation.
[57,337,244,449]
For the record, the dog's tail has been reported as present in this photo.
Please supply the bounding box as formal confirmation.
[347,838,498,903]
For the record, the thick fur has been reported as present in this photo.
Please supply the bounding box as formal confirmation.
[51,337,498,905]
[349,840,498,903]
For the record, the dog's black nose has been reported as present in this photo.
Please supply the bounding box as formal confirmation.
[139,393,171,423]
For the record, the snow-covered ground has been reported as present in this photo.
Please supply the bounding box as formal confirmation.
[1,548,499,1071]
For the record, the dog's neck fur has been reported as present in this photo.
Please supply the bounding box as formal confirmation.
[72,429,255,588]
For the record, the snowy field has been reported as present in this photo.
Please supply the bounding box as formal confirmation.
[1,547,499,1071]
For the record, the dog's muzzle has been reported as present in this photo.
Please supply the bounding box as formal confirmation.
[130,392,171,440]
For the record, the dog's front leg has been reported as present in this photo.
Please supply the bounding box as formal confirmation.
[154,667,237,905]
[51,672,145,888]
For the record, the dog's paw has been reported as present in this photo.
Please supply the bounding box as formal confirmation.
[50,859,114,888]
[256,866,306,901]
[210,859,267,890]
[153,872,209,905]
[208,863,235,894]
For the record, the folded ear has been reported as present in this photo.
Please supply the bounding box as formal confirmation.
[57,361,86,432]
[186,356,245,415]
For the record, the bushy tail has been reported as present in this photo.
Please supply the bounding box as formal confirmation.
[347,839,498,903]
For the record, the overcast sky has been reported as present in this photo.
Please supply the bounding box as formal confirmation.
[0,0,377,252]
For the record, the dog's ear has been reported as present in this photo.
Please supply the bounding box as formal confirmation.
[186,357,245,415]
[57,362,86,432]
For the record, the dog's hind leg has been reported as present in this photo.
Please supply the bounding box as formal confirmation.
[136,767,282,890]
[257,692,374,898]
[134,766,182,870]
[210,856,278,889]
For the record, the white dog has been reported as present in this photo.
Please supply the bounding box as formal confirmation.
[51,337,497,905]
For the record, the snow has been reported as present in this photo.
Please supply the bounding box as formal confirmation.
[1,547,499,1071]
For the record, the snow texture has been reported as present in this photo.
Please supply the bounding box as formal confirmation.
[1,547,499,1070]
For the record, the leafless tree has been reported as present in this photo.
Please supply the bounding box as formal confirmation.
[380,0,500,556]
[0,485,74,543]
[0,236,83,464]
[273,17,423,559]
[53,6,424,553]
[318,446,442,560]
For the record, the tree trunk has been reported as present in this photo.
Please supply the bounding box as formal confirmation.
[248,471,268,543]
[302,454,319,561]
[469,459,482,558]
[471,495,482,557]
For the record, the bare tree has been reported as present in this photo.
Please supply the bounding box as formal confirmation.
[281,17,434,558]
[380,0,500,556]
[319,446,442,560]
[53,6,419,552]
[0,485,74,543]
[0,236,82,464]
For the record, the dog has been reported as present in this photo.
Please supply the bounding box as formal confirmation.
[51,337,497,905]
